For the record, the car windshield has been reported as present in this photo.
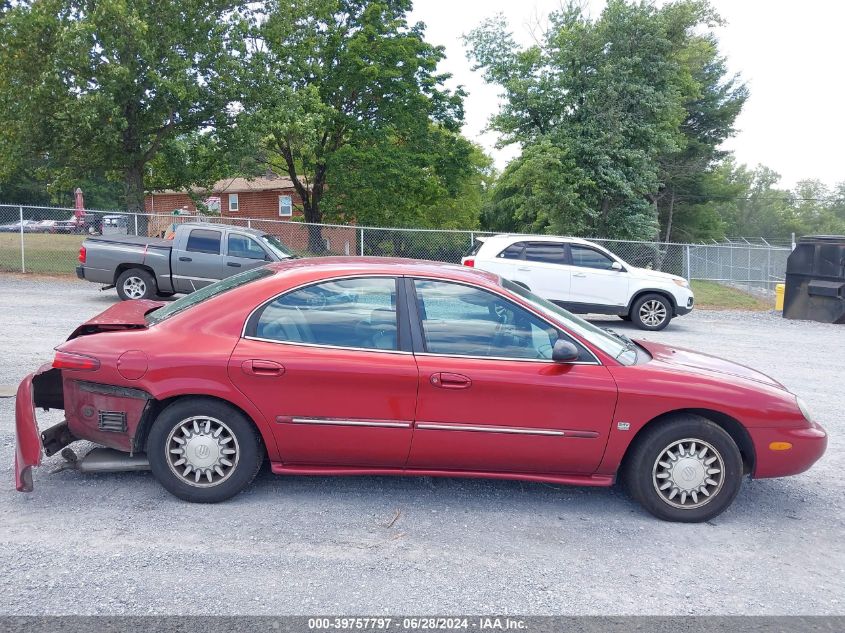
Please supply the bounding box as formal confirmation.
[260,234,296,259]
[146,267,275,325]
[501,278,638,365]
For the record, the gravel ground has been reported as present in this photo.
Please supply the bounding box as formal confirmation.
[0,275,843,615]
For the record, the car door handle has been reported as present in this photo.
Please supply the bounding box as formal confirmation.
[573,272,587,278]
[179,256,192,262]
[241,359,285,377]
[517,267,531,272]
[227,261,242,267]
[430,372,472,389]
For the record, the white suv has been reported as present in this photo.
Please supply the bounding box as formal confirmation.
[462,234,694,330]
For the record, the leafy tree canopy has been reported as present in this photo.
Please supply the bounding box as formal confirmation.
[0,0,246,212]
[238,0,474,247]
[467,0,747,240]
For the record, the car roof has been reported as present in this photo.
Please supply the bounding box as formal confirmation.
[480,233,597,247]
[264,256,501,285]
[178,222,267,238]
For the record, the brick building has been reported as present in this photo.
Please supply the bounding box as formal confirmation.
[144,174,304,220]
[144,174,358,255]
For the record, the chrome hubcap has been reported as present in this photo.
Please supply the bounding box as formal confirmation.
[652,438,724,509]
[166,416,239,487]
[122,276,146,299]
[639,299,668,327]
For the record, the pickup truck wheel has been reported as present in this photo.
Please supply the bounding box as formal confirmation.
[147,398,263,503]
[631,293,672,331]
[116,268,156,301]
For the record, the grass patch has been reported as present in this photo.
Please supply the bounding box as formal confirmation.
[0,233,86,275]
[691,280,772,311]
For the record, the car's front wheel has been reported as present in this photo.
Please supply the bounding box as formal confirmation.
[623,416,744,522]
[631,293,672,330]
[147,398,263,503]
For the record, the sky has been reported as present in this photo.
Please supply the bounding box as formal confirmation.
[408,0,845,190]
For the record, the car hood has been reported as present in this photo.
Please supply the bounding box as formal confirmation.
[629,267,685,284]
[637,340,786,390]
[68,299,165,339]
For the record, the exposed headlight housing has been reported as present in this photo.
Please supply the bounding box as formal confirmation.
[672,278,690,289]
[795,396,813,422]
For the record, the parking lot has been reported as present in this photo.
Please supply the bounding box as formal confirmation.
[0,274,843,615]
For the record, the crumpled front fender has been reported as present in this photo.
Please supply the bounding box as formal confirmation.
[15,373,43,492]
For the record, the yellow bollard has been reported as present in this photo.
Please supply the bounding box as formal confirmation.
[775,283,785,311]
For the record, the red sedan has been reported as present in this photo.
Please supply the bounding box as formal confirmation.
[15,258,827,522]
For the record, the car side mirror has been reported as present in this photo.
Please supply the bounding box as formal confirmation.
[611,261,623,271]
[552,339,580,363]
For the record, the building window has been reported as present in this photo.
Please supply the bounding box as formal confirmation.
[228,193,239,212]
[279,195,293,217]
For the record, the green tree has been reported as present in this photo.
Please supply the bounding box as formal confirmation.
[482,140,590,234]
[0,0,245,214]
[653,28,747,241]
[240,0,464,250]
[467,0,744,240]
[322,127,490,229]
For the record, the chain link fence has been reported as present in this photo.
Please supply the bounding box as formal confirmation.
[0,204,791,294]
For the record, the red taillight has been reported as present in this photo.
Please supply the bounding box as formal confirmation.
[78,245,86,264]
[53,351,100,371]
[463,258,475,267]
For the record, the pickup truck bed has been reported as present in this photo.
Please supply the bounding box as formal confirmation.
[77,221,295,300]
[85,235,173,249]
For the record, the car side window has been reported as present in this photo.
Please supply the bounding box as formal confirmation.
[228,234,267,260]
[186,229,221,255]
[252,277,399,351]
[570,245,615,270]
[413,279,589,361]
[497,242,526,259]
[524,242,568,265]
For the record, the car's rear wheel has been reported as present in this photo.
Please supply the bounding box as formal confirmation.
[623,416,743,522]
[147,398,263,503]
[631,293,672,330]
[116,268,156,301]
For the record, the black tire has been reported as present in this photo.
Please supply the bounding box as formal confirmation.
[618,314,632,321]
[631,293,673,331]
[622,416,743,522]
[116,268,157,301]
[147,398,263,503]
[156,291,176,298]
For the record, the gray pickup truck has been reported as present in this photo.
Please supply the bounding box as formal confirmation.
[76,222,296,300]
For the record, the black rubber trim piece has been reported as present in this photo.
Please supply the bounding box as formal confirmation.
[76,380,151,401]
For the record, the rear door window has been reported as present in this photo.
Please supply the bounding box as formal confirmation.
[186,229,222,255]
[250,277,400,351]
[524,242,568,265]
